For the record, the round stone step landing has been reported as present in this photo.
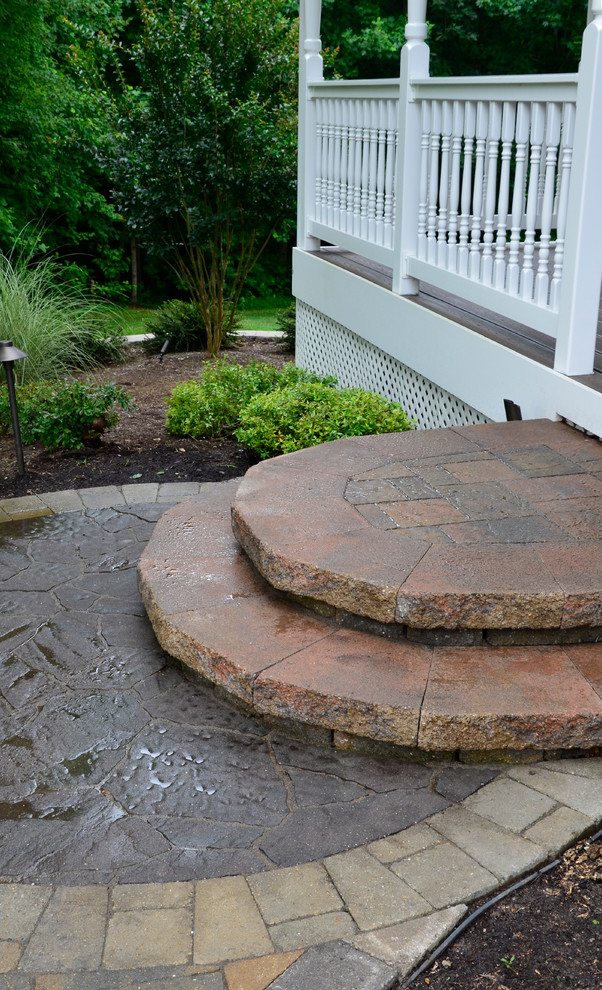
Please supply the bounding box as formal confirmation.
[138,427,602,756]
[231,420,602,642]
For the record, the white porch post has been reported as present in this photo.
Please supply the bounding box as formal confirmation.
[392,0,430,295]
[297,0,324,251]
[554,1,602,376]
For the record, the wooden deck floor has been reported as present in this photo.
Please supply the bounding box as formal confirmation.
[312,247,602,394]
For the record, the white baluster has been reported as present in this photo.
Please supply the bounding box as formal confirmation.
[353,99,363,237]
[338,100,350,233]
[326,99,336,227]
[535,102,562,306]
[375,101,387,245]
[457,101,476,277]
[383,99,396,248]
[507,102,530,295]
[427,100,441,264]
[368,102,379,243]
[521,102,546,301]
[345,99,357,233]
[417,100,431,261]
[360,102,371,240]
[481,101,503,285]
[437,101,453,268]
[494,102,516,289]
[550,102,576,309]
[469,101,488,281]
[447,101,464,273]
[332,99,342,230]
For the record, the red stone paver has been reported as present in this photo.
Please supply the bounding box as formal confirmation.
[139,421,602,753]
[254,629,432,746]
[419,646,602,751]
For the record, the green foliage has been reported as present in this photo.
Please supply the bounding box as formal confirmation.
[166,359,335,438]
[0,1,127,281]
[0,246,125,386]
[236,382,414,458]
[79,0,298,355]
[0,379,133,450]
[276,302,296,353]
[143,300,208,355]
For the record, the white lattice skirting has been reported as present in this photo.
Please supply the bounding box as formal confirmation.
[295,301,490,431]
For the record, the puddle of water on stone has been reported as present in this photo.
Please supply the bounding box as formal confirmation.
[2,735,33,750]
[61,751,96,778]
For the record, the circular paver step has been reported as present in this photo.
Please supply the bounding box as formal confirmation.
[138,473,602,754]
[231,420,602,640]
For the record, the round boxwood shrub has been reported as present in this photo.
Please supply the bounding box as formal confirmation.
[166,358,336,438]
[235,381,414,458]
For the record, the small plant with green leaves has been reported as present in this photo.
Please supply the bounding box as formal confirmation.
[235,381,414,458]
[0,380,134,450]
[166,358,336,438]
[500,955,516,971]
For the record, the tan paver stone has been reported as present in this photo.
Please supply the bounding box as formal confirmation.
[0,942,21,972]
[349,904,467,973]
[396,544,564,629]
[383,499,467,529]
[19,887,107,973]
[391,841,498,909]
[269,912,357,951]
[39,490,84,513]
[104,907,192,969]
[419,646,602,751]
[78,486,126,508]
[427,805,547,882]
[140,552,267,617]
[248,862,342,925]
[366,823,441,864]
[224,951,303,990]
[452,419,578,451]
[121,483,160,504]
[541,757,602,780]
[156,482,203,501]
[524,806,593,854]
[0,506,11,521]
[254,628,430,746]
[111,882,193,911]
[324,848,431,931]
[440,458,520,483]
[0,886,52,941]
[33,977,67,990]
[463,777,556,831]
[507,765,602,818]
[194,877,273,966]
[535,498,602,542]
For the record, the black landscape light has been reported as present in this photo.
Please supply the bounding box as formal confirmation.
[0,340,27,476]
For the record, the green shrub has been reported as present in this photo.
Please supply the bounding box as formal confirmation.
[143,299,240,355]
[0,380,134,450]
[235,382,414,458]
[276,302,295,352]
[0,247,126,385]
[166,358,336,438]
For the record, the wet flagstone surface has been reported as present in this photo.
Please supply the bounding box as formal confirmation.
[0,504,501,887]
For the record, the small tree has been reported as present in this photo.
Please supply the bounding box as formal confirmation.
[81,0,297,354]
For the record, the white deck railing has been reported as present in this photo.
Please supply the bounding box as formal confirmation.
[298,0,602,377]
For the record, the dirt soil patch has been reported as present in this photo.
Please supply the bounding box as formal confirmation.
[0,336,289,499]
[401,834,602,990]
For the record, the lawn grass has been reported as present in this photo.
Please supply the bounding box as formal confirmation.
[114,297,293,337]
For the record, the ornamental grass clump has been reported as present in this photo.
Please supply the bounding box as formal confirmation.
[235,381,414,458]
[0,248,124,386]
[166,358,336,438]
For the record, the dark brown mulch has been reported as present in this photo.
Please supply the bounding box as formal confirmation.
[0,336,289,499]
[400,834,602,990]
